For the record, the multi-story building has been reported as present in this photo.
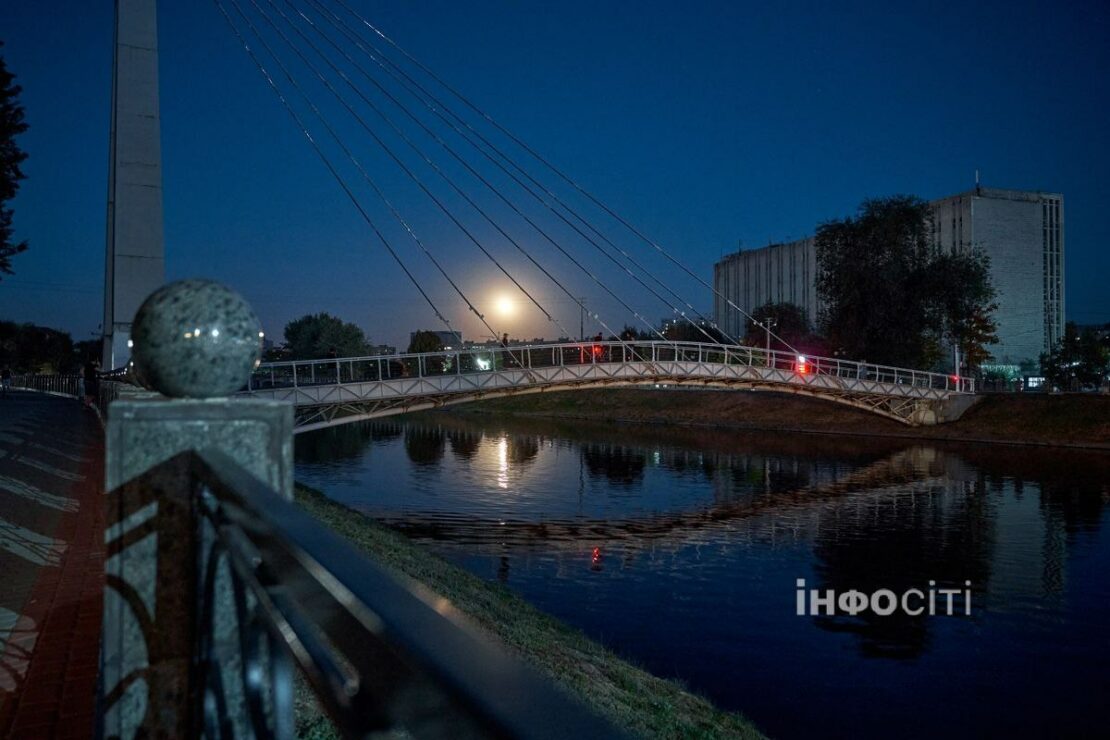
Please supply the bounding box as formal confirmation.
[713,186,1064,366]
[714,237,820,337]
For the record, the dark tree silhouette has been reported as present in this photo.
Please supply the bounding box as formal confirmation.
[1040,322,1110,390]
[815,195,997,369]
[407,330,445,354]
[744,301,825,354]
[0,321,75,372]
[283,312,368,359]
[0,41,29,278]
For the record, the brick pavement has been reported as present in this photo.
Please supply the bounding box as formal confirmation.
[0,391,105,739]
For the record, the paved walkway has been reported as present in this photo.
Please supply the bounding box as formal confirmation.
[0,391,104,739]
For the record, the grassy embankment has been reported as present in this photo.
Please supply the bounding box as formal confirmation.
[451,389,1110,449]
[293,482,764,740]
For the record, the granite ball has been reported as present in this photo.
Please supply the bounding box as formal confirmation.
[131,279,263,398]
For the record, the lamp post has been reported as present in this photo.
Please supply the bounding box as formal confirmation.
[753,318,777,354]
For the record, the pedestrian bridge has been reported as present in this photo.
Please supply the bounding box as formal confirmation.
[243,340,976,431]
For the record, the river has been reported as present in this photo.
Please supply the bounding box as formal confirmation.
[295,413,1110,739]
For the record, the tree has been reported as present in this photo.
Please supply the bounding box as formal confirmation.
[283,313,368,359]
[921,250,999,373]
[815,195,997,369]
[407,330,444,354]
[74,339,101,364]
[0,42,29,278]
[743,302,824,353]
[1041,322,1110,390]
[619,325,652,341]
[661,320,724,343]
[0,321,75,373]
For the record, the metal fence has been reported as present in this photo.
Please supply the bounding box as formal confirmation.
[251,340,976,394]
[12,374,125,418]
[105,449,623,738]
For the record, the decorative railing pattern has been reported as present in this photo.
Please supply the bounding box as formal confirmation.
[250,341,975,395]
[105,449,622,738]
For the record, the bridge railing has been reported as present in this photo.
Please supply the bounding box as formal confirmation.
[12,373,126,416]
[106,448,622,738]
[250,341,975,394]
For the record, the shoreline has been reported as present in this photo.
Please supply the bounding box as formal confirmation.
[467,410,1110,452]
[293,482,765,740]
[443,389,1110,451]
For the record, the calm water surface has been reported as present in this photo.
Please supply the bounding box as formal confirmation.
[295,414,1110,739]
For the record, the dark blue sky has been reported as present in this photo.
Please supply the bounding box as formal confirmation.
[1,0,1107,348]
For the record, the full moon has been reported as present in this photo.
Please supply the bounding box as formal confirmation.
[495,295,515,317]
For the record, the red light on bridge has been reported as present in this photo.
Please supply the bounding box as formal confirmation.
[795,355,808,375]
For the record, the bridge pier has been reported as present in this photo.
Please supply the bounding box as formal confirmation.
[908,394,982,426]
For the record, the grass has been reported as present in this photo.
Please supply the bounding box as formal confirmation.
[453,387,1110,449]
[293,482,765,740]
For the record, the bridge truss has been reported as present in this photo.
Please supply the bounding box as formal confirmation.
[243,340,975,431]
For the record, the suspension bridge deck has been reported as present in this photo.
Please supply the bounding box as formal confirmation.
[243,341,976,431]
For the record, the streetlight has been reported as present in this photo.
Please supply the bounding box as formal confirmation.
[753,318,777,354]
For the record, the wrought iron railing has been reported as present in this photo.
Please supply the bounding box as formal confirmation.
[251,340,976,394]
[105,449,623,738]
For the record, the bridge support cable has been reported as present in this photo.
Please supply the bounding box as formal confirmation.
[281,0,671,346]
[243,0,580,347]
[326,0,802,353]
[250,0,584,346]
[255,0,649,346]
[301,0,744,348]
[212,0,460,344]
[290,0,727,349]
[226,0,521,353]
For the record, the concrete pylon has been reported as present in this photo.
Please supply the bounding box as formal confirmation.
[103,0,165,370]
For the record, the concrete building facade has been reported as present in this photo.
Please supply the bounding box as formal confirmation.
[714,237,821,339]
[713,187,1064,366]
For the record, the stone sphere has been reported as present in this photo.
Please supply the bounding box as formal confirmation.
[131,279,263,398]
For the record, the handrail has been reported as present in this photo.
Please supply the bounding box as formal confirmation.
[109,449,625,738]
[12,373,126,418]
[251,340,976,394]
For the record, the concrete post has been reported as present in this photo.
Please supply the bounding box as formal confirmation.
[99,281,286,738]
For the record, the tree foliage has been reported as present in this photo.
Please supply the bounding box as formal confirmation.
[1040,322,1109,390]
[407,330,444,354]
[920,250,999,371]
[0,42,28,278]
[815,195,998,369]
[619,325,652,341]
[283,313,368,359]
[0,321,76,373]
[743,302,824,353]
[661,320,724,343]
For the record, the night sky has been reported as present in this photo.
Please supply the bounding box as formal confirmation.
[1,0,1107,349]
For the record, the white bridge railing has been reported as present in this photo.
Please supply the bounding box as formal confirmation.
[249,341,974,395]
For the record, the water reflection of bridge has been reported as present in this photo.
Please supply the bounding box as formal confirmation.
[298,415,984,556]
[379,444,965,552]
[298,416,1109,660]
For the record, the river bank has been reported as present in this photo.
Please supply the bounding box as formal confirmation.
[293,482,764,739]
[447,389,1110,449]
